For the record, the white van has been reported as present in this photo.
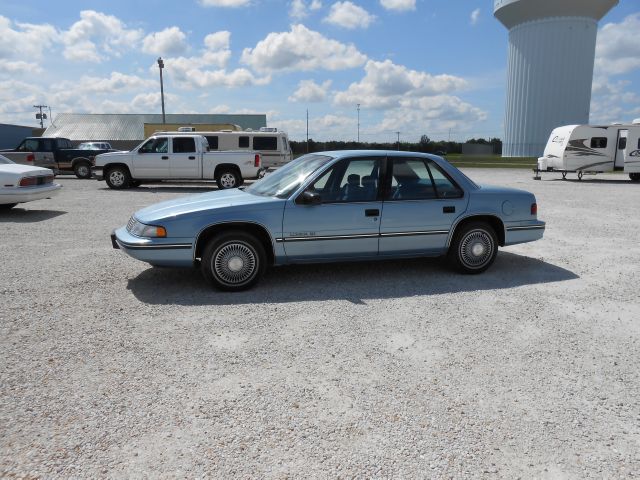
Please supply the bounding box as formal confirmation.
[536,122,640,181]
[160,128,292,168]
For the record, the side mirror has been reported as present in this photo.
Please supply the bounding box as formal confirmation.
[298,190,321,205]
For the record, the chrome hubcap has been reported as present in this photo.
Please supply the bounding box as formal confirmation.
[213,242,256,285]
[77,165,89,177]
[220,173,236,188]
[109,170,125,186]
[460,230,493,268]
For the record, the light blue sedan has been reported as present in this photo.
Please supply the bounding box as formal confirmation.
[111,151,545,291]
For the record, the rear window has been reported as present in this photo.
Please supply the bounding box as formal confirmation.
[205,136,219,150]
[253,136,278,150]
[590,137,607,149]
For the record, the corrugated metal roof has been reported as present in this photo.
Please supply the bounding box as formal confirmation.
[43,113,267,141]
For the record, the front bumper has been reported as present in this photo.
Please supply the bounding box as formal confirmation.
[92,166,104,181]
[111,227,194,267]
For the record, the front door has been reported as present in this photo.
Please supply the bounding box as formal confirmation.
[282,156,383,261]
[132,137,170,178]
[379,157,468,256]
[170,137,200,178]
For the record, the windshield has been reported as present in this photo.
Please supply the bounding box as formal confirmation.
[0,154,14,164]
[245,154,333,198]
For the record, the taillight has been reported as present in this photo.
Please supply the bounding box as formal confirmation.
[531,203,538,216]
[254,154,260,168]
[26,154,34,163]
[19,177,36,187]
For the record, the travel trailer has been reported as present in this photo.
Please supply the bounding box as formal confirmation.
[536,121,640,181]
[157,128,292,168]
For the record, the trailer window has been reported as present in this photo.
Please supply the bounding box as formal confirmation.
[239,136,249,148]
[253,136,278,150]
[205,136,219,150]
[590,137,607,149]
[617,137,627,150]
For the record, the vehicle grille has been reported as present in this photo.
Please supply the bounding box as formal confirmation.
[127,216,136,233]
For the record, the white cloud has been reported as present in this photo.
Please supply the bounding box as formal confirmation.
[595,13,640,76]
[241,24,367,73]
[334,59,468,109]
[0,61,42,75]
[289,79,332,102]
[0,16,58,60]
[379,0,415,12]
[198,0,251,6]
[470,8,480,26]
[61,10,143,62]
[204,31,231,51]
[74,72,156,94]
[142,27,188,56]
[325,2,375,29]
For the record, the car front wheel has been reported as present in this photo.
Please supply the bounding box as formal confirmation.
[201,231,266,291]
[449,222,498,274]
[74,162,92,179]
[105,166,131,189]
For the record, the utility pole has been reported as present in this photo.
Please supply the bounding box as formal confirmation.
[157,57,166,123]
[396,131,400,150]
[33,105,48,128]
[356,103,360,143]
[306,109,309,153]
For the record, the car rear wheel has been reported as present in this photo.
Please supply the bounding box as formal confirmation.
[105,166,131,189]
[216,169,241,189]
[630,173,640,182]
[201,231,266,291]
[449,222,498,274]
[74,161,92,179]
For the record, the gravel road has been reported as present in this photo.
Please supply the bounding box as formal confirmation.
[1,170,639,478]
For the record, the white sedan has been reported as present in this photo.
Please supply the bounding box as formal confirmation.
[0,154,61,209]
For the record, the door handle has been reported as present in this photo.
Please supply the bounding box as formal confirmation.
[188,156,196,160]
[443,206,455,214]
[365,209,380,217]
[161,156,169,160]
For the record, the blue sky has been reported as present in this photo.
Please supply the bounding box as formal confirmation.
[0,0,638,142]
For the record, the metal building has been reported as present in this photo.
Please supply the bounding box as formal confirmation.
[494,0,618,157]
[42,113,267,150]
[0,123,44,149]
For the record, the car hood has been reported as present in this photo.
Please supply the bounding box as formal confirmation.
[134,188,283,223]
[96,151,130,159]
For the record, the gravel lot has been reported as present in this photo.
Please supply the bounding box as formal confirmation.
[1,169,639,478]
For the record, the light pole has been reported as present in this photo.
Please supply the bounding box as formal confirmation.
[356,103,360,143]
[157,57,166,123]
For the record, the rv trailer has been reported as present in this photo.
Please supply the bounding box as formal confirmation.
[535,121,640,181]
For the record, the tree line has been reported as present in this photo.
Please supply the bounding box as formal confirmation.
[290,136,503,156]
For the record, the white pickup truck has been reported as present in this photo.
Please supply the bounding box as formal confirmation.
[92,134,263,190]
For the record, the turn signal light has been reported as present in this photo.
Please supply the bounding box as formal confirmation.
[254,154,261,168]
[531,203,538,215]
[155,226,167,238]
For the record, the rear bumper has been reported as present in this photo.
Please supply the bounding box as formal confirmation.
[0,184,61,204]
[505,220,545,246]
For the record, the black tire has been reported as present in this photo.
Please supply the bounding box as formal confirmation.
[0,203,17,210]
[105,166,131,189]
[201,231,266,291]
[630,173,640,182]
[216,169,241,189]
[74,161,92,179]
[448,222,498,274]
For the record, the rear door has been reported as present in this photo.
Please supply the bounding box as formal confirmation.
[379,157,467,256]
[170,137,200,178]
[132,137,170,178]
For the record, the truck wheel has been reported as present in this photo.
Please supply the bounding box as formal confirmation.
[448,222,498,274]
[74,162,92,179]
[216,169,241,189]
[105,166,131,189]
[630,173,640,182]
[201,231,266,291]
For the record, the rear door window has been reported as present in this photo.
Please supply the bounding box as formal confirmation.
[427,161,463,199]
[172,137,196,153]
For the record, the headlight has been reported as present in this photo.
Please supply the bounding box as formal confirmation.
[127,217,167,238]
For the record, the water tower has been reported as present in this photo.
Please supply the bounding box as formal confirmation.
[494,0,618,157]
